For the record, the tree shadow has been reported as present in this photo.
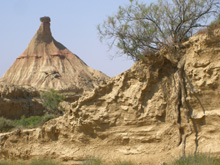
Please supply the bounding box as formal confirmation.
[184,72,206,153]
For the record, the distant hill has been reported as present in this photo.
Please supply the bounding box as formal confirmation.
[0,17,108,93]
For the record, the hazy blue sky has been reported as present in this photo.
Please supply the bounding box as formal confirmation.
[0,0,157,77]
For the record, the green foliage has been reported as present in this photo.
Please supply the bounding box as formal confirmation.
[41,89,65,114]
[14,114,56,128]
[114,161,135,165]
[168,153,220,165]
[0,114,55,133]
[27,159,60,165]
[0,117,15,132]
[82,158,103,165]
[40,113,56,125]
[13,115,41,128]
[81,158,136,165]
[98,0,220,60]
[2,154,220,165]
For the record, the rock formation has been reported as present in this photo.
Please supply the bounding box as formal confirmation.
[0,83,43,119]
[1,29,220,164]
[0,17,108,92]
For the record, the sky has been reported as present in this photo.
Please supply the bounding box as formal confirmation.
[0,0,157,77]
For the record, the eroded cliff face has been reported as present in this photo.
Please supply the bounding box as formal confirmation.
[1,30,220,164]
[0,83,43,119]
[0,17,108,92]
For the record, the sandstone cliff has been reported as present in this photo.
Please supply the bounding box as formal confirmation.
[0,83,43,119]
[1,30,220,164]
[0,17,108,92]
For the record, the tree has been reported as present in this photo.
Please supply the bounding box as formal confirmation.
[98,0,220,60]
[98,0,220,156]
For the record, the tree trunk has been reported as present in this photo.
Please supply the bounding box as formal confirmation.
[176,59,192,156]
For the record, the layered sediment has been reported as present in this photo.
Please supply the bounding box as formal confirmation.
[1,21,220,165]
[0,17,108,92]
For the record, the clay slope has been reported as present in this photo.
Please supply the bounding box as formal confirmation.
[1,30,220,164]
[0,17,108,92]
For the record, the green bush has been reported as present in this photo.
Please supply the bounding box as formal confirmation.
[28,159,60,165]
[41,89,65,114]
[0,117,15,132]
[13,114,56,128]
[114,162,135,165]
[0,161,8,165]
[14,115,42,128]
[81,158,135,165]
[0,114,56,133]
[168,153,220,165]
[40,113,56,125]
[82,158,103,165]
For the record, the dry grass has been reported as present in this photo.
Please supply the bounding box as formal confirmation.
[167,153,220,165]
[0,159,60,165]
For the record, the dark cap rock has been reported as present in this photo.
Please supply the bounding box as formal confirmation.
[40,16,51,23]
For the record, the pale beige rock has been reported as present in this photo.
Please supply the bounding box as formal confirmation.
[0,17,108,92]
[1,29,220,164]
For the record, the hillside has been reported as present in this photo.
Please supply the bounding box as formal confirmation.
[0,17,108,92]
[1,30,220,164]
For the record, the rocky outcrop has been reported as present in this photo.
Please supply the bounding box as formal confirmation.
[0,83,44,119]
[0,17,108,92]
[1,30,220,164]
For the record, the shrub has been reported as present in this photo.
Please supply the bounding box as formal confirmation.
[168,153,220,165]
[0,114,56,133]
[13,115,55,128]
[41,89,65,114]
[114,161,135,165]
[81,158,135,165]
[0,117,15,132]
[0,161,8,165]
[14,115,40,128]
[28,159,60,165]
[82,158,103,165]
[39,113,56,125]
